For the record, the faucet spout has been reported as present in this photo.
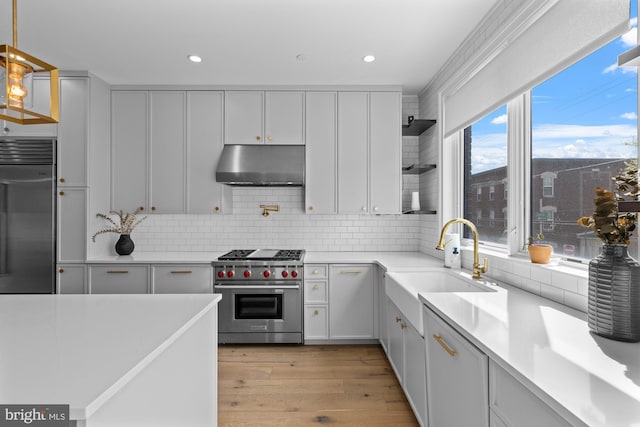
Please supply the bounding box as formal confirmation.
[436,218,488,279]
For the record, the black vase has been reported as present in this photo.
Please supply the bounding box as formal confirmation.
[115,234,134,256]
[588,244,640,342]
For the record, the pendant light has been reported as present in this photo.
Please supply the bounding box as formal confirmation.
[0,0,58,124]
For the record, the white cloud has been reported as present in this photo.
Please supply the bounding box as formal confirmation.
[575,139,586,145]
[604,62,638,75]
[532,123,636,139]
[491,114,507,125]
[603,63,618,74]
[621,25,637,48]
[620,112,638,120]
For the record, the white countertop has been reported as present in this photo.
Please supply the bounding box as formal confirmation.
[87,250,443,269]
[0,294,221,420]
[418,281,640,427]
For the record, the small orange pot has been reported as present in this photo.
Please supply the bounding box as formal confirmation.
[528,244,552,264]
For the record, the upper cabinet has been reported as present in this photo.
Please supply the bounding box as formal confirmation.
[186,91,231,214]
[305,92,337,214]
[225,91,304,145]
[337,91,402,215]
[57,77,89,187]
[111,90,231,214]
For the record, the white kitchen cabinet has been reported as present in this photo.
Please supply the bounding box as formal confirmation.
[57,187,87,262]
[89,264,149,294]
[337,92,369,214]
[305,92,337,214]
[386,300,427,426]
[329,264,374,339]
[149,91,186,213]
[57,77,88,187]
[304,306,329,340]
[264,91,304,144]
[111,91,147,213]
[304,264,329,341]
[336,91,402,214]
[152,264,212,293]
[369,92,401,214]
[57,264,86,294]
[224,91,304,145]
[186,91,232,214]
[424,306,489,427]
[1,76,57,137]
[489,360,573,427]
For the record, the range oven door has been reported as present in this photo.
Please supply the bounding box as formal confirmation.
[214,283,302,344]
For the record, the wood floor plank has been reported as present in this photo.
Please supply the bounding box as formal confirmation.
[218,344,419,427]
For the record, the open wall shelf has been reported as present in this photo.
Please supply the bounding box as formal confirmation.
[402,119,436,136]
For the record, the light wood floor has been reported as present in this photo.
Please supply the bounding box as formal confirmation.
[218,344,419,427]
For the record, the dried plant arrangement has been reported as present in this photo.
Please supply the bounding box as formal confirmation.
[92,210,147,242]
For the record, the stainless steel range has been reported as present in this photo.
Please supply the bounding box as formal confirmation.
[213,249,304,344]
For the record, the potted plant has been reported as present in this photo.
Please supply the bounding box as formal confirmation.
[92,209,147,255]
[577,170,639,342]
[527,233,552,264]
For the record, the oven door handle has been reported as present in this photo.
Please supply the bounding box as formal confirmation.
[214,285,300,290]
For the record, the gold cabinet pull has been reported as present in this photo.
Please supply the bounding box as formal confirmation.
[214,206,220,212]
[395,316,402,323]
[313,310,319,316]
[312,269,319,275]
[58,268,64,273]
[138,206,144,212]
[339,270,361,274]
[170,270,193,274]
[151,206,156,211]
[59,191,64,196]
[267,136,273,141]
[400,322,407,330]
[59,177,65,183]
[256,136,261,141]
[106,270,129,274]
[308,206,314,211]
[433,334,457,357]
[312,284,319,290]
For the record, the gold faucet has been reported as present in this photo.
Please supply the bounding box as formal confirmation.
[260,204,280,217]
[436,218,488,279]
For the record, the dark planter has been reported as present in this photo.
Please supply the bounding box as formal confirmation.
[588,244,640,342]
[115,234,135,256]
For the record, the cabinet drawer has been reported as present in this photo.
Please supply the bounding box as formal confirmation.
[304,305,328,340]
[89,265,149,294]
[304,280,328,303]
[304,264,328,279]
[489,361,572,427]
[152,265,212,294]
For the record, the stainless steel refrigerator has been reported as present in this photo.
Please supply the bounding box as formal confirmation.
[0,138,55,294]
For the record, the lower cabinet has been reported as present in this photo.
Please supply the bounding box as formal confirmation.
[423,306,489,427]
[489,360,575,427]
[387,300,427,426]
[329,264,374,339]
[89,264,150,294]
[57,264,86,294]
[304,263,375,341]
[151,265,212,293]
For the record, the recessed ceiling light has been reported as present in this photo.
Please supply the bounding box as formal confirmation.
[362,55,376,63]
[188,55,202,63]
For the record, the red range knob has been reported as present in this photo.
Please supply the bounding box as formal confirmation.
[282,270,289,278]
[244,270,251,278]
[291,270,298,278]
[227,270,234,278]
[217,271,225,278]
[263,270,271,278]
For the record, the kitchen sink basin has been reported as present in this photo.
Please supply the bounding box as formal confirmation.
[385,269,497,336]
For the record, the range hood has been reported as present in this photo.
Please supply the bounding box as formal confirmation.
[216,144,305,186]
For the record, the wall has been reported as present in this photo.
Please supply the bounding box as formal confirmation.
[417,0,590,313]
[128,187,421,252]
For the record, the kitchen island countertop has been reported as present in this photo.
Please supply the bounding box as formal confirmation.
[0,294,221,426]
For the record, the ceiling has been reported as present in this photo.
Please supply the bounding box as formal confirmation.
[0,0,498,95]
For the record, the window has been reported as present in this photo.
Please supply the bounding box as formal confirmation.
[541,173,556,197]
[531,18,638,260]
[464,105,508,245]
[458,5,637,260]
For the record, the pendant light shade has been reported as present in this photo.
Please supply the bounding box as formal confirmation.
[0,0,58,125]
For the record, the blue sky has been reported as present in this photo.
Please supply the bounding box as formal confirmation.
[471,4,638,174]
